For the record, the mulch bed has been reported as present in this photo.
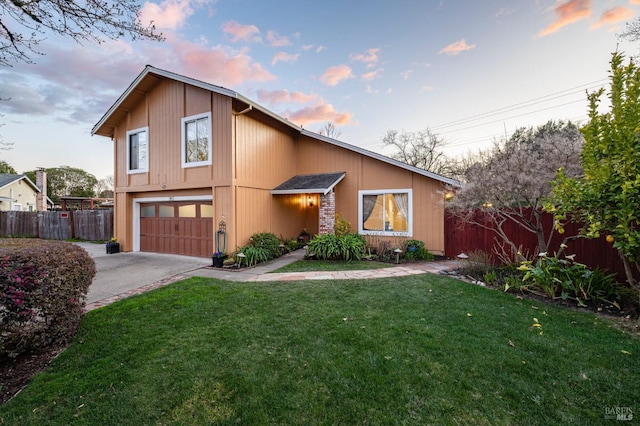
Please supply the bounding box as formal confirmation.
[0,342,68,404]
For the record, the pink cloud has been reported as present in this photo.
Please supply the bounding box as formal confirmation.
[222,20,260,42]
[350,48,380,64]
[140,0,200,30]
[255,89,319,105]
[266,31,291,47]
[303,44,327,53]
[319,65,354,86]
[285,104,353,127]
[538,0,592,37]
[439,39,476,55]
[271,52,299,65]
[400,70,413,80]
[632,0,640,4]
[361,68,383,81]
[494,8,515,17]
[254,87,353,126]
[170,39,275,86]
[590,7,634,29]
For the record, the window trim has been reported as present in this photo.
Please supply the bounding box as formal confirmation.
[181,112,212,168]
[126,126,149,174]
[357,189,413,236]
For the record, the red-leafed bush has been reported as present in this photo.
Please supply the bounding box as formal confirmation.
[0,239,96,360]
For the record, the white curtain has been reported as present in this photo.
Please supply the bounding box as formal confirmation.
[393,193,408,222]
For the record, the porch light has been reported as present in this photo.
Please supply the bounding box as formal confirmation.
[308,196,314,207]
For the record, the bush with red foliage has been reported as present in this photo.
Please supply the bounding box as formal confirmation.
[0,239,96,360]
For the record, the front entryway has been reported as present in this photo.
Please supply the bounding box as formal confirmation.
[139,201,213,257]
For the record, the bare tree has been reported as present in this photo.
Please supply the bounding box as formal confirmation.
[447,121,584,261]
[438,150,485,184]
[0,0,164,66]
[620,18,640,42]
[0,98,13,150]
[318,122,343,139]
[95,175,114,198]
[382,128,447,174]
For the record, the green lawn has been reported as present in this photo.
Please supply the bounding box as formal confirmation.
[1,275,638,425]
[271,259,391,273]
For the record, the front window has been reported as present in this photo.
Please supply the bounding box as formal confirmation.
[181,112,212,168]
[126,127,148,173]
[358,189,412,236]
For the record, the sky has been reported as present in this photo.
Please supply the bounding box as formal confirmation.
[1,0,639,181]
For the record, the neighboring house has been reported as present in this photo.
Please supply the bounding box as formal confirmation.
[92,66,459,258]
[0,174,45,211]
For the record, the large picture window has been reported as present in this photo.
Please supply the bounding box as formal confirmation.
[358,189,412,236]
[181,112,212,168]
[126,127,148,173]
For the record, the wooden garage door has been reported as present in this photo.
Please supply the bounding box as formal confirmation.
[140,201,214,257]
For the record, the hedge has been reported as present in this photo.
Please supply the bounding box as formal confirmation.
[0,239,96,360]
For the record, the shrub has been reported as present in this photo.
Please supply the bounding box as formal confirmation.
[248,232,281,259]
[402,239,434,261]
[239,245,271,267]
[279,237,299,253]
[364,236,393,262]
[307,234,341,260]
[307,233,366,261]
[520,254,617,302]
[457,250,494,279]
[0,239,96,360]
[337,233,366,261]
[334,213,353,236]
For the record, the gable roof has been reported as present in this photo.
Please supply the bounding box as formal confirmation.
[0,174,40,193]
[92,65,461,188]
[272,172,346,195]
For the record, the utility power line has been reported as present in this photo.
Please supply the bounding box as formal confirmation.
[431,79,607,132]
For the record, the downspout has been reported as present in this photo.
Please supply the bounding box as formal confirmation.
[229,105,252,251]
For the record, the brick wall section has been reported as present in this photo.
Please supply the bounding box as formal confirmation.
[35,168,47,211]
[319,190,336,234]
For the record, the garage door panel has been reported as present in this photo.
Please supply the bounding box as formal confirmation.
[140,202,213,257]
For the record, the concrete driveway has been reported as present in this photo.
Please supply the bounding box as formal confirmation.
[76,242,211,304]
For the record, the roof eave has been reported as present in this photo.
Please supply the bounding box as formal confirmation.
[271,188,329,195]
[300,130,461,187]
[92,66,301,138]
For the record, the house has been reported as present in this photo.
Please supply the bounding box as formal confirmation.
[91,66,459,258]
[0,174,46,211]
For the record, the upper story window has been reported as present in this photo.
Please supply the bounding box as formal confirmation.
[126,127,149,174]
[358,189,413,236]
[181,112,212,168]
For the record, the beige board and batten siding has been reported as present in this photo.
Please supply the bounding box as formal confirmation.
[233,112,303,246]
[110,79,234,252]
[294,135,447,255]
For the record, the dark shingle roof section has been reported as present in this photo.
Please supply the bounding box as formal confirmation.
[272,172,346,195]
[0,174,25,188]
[0,174,41,193]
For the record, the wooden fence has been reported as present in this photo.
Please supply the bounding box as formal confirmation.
[444,210,634,283]
[0,210,113,242]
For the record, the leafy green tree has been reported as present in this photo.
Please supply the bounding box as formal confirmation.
[24,166,97,203]
[551,52,640,293]
[0,160,16,174]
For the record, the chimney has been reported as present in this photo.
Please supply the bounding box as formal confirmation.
[35,168,47,211]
